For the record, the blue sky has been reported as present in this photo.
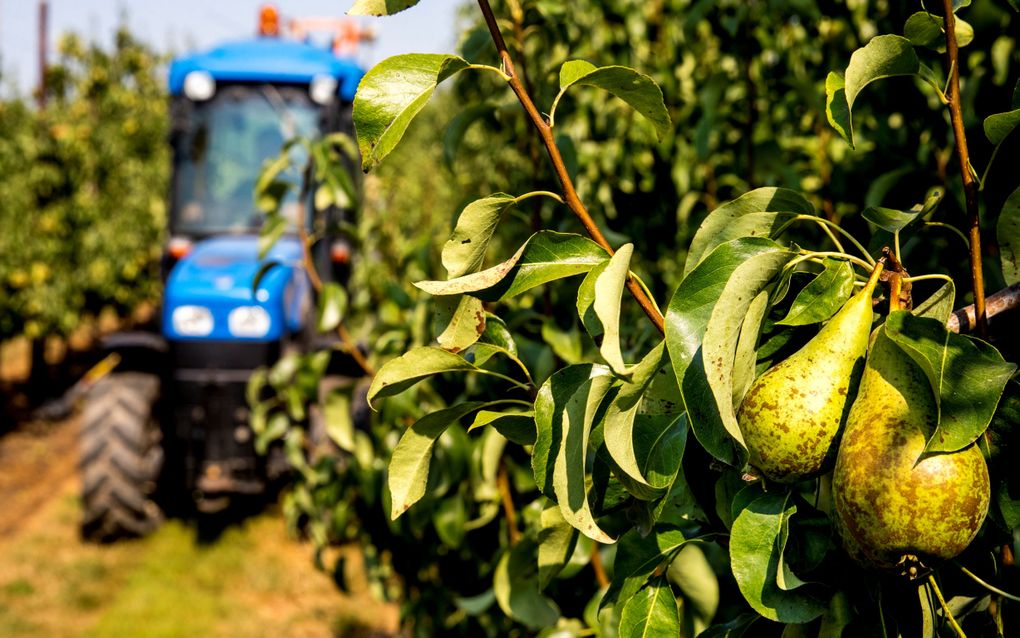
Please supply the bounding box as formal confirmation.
[0,0,466,96]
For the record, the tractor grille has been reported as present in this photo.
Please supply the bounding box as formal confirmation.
[170,340,279,371]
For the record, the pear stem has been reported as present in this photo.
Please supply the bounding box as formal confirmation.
[928,574,967,638]
[890,276,903,313]
[864,260,885,294]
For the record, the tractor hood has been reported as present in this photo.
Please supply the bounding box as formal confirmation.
[162,235,309,342]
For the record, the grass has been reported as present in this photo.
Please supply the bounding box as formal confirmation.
[0,492,395,638]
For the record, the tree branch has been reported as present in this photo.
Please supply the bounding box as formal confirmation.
[948,281,1020,334]
[942,0,988,338]
[475,0,666,335]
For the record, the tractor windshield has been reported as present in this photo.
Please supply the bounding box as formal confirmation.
[171,84,320,234]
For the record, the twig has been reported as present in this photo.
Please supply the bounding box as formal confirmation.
[496,462,520,545]
[942,0,987,338]
[475,0,665,335]
[591,544,609,588]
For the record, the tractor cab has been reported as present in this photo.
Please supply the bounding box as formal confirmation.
[79,6,368,540]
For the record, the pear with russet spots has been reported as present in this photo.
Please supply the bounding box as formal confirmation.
[735,263,883,483]
[832,325,989,570]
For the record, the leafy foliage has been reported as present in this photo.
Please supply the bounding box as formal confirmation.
[253,1,1020,636]
[0,28,168,341]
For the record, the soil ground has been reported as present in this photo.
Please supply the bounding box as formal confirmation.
[0,415,399,637]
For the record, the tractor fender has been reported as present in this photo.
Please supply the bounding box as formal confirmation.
[99,331,169,376]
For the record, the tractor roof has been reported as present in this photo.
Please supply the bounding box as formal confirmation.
[168,37,364,101]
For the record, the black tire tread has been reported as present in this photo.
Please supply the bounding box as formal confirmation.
[79,372,163,542]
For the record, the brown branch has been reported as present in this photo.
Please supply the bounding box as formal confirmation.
[948,281,1020,334]
[497,463,521,545]
[942,1,988,338]
[475,0,666,335]
[590,544,609,589]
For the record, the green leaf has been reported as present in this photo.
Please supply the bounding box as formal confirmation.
[538,504,580,589]
[698,614,760,637]
[843,35,921,146]
[602,342,680,499]
[863,206,922,233]
[258,213,288,260]
[732,290,771,405]
[323,389,354,453]
[415,231,609,301]
[904,12,974,52]
[997,186,1020,285]
[667,238,795,467]
[602,526,698,611]
[388,402,486,519]
[914,281,956,325]
[494,536,561,629]
[618,577,681,638]
[559,60,598,88]
[536,365,616,542]
[442,193,518,278]
[884,312,1016,453]
[468,410,537,446]
[594,244,634,375]
[576,260,609,341]
[730,493,826,623]
[777,259,855,326]
[825,72,851,146]
[557,61,670,140]
[435,295,487,353]
[256,412,290,455]
[683,188,812,277]
[347,0,420,16]
[354,54,469,171]
[541,320,584,364]
[316,282,348,333]
[667,544,718,635]
[368,347,478,404]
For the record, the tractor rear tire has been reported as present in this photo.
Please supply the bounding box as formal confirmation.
[80,372,164,542]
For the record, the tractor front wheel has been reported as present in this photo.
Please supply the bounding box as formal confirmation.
[79,372,164,542]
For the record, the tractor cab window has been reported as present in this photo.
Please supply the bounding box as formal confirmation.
[171,84,320,234]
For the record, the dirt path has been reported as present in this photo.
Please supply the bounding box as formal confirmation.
[0,418,399,637]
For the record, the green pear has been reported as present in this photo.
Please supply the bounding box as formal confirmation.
[832,326,989,570]
[736,264,883,482]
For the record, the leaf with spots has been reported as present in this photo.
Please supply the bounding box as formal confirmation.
[435,295,487,353]
[884,311,1016,454]
[442,193,518,278]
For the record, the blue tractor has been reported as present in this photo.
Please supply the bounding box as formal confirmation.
[79,6,367,540]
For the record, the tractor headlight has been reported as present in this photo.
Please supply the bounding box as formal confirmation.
[172,305,214,336]
[309,74,338,105]
[183,71,216,101]
[228,306,271,338]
